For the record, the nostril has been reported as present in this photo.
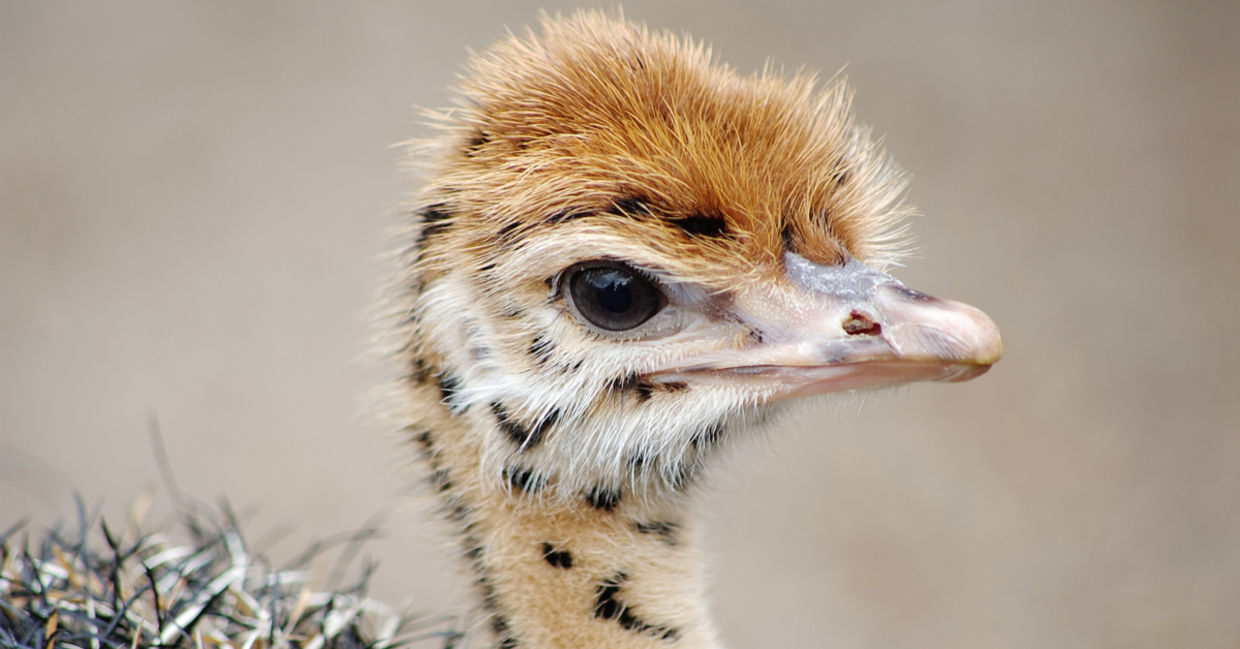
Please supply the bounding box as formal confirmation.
[842,310,882,336]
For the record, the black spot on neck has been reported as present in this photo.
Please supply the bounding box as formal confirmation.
[611,372,655,399]
[626,447,655,471]
[410,427,433,452]
[666,462,697,491]
[477,574,501,611]
[540,543,574,569]
[463,539,484,564]
[490,402,557,450]
[610,372,641,393]
[593,572,681,641]
[436,370,468,413]
[475,571,519,648]
[503,465,546,494]
[593,573,626,620]
[491,614,519,648]
[409,355,432,384]
[587,486,623,512]
[414,427,451,491]
[634,521,680,546]
[446,501,472,523]
[490,401,526,445]
[429,468,453,493]
[417,204,452,248]
[690,422,725,448]
[528,334,555,365]
[466,130,489,156]
[671,214,728,238]
[465,527,514,648]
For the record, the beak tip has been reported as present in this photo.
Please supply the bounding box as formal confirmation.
[966,309,1004,368]
[882,289,1003,372]
[946,360,995,382]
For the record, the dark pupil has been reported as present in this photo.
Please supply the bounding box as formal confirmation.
[569,265,662,331]
[588,270,633,314]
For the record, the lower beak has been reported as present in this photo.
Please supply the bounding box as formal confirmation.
[651,253,1002,402]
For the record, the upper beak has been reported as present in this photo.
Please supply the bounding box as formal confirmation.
[651,252,1003,402]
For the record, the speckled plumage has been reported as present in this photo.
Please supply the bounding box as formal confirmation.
[387,11,1000,649]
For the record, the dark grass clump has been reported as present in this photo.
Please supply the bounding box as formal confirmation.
[0,499,459,649]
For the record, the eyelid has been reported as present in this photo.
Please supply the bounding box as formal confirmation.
[556,259,683,340]
[551,259,663,298]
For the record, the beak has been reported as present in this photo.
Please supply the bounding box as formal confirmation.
[651,252,1003,402]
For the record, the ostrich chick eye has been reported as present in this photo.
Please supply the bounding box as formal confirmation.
[565,262,665,332]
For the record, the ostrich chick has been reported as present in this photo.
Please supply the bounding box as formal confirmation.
[396,12,1002,649]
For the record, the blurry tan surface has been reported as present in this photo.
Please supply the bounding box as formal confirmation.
[2,2,1238,648]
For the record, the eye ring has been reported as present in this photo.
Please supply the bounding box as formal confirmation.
[562,261,666,332]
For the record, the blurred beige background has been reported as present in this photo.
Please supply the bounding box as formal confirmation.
[3,2,1238,648]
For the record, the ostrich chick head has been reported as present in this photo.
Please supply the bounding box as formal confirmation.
[402,13,1002,507]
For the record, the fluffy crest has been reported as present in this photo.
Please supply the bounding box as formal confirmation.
[414,10,912,285]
